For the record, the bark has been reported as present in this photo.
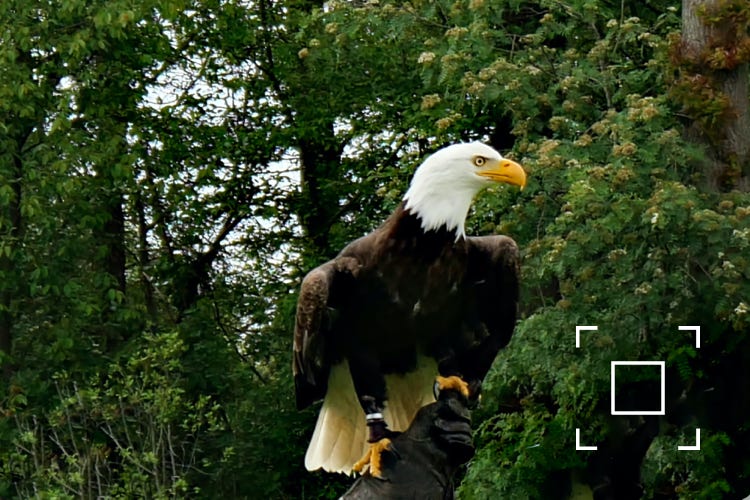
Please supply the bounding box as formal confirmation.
[102,185,127,294]
[681,0,750,190]
[94,141,129,348]
[298,120,344,257]
[135,188,158,321]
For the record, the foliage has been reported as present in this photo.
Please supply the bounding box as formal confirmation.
[297,0,750,497]
[641,431,732,499]
[1,0,749,498]
[7,332,220,499]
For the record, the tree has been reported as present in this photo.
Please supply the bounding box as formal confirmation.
[0,0,303,496]
[677,0,750,190]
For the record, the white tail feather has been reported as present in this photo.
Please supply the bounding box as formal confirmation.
[383,356,437,432]
[304,357,437,474]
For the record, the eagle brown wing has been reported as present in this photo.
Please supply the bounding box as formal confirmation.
[293,252,365,410]
[293,260,337,410]
[457,234,520,383]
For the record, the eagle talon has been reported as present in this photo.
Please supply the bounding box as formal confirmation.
[352,438,392,478]
[435,375,471,399]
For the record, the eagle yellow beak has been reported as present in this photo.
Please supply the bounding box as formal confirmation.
[478,158,527,190]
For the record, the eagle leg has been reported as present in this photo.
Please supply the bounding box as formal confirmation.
[434,375,471,398]
[352,437,393,477]
[348,360,395,476]
[350,394,394,477]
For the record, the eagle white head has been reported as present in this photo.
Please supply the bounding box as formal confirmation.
[403,142,527,238]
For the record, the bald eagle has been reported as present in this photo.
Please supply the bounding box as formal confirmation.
[293,142,525,476]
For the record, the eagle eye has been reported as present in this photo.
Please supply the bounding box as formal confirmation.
[473,156,486,167]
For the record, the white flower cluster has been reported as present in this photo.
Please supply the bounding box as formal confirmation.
[417,52,436,64]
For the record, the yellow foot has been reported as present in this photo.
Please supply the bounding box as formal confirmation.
[352,438,392,478]
[435,375,470,398]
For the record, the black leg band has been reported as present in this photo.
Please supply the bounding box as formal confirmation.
[367,420,388,443]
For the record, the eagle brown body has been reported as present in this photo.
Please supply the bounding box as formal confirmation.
[293,142,525,474]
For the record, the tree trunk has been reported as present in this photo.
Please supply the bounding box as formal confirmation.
[102,185,127,294]
[135,188,158,322]
[680,0,750,190]
[298,119,343,258]
[0,153,22,369]
[93,137,129,348]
